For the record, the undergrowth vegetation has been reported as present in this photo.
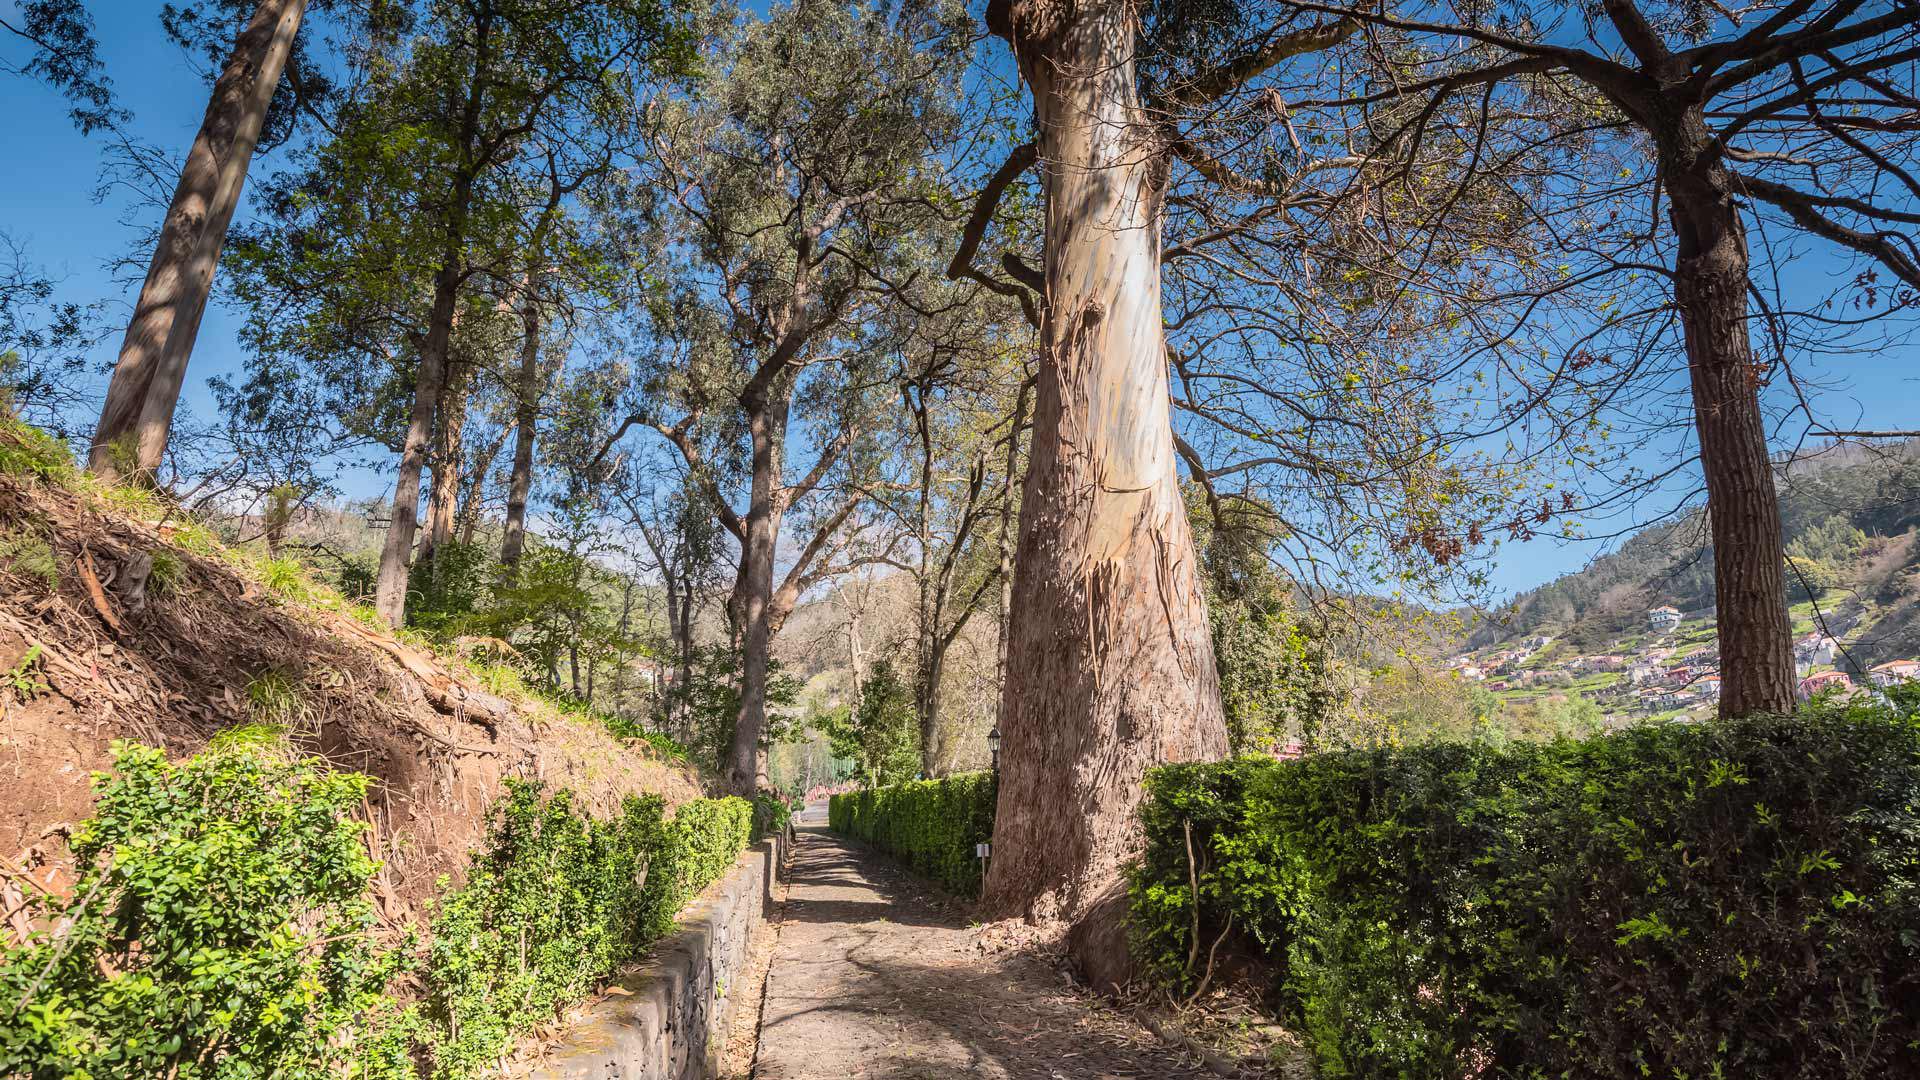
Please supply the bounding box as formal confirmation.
[829,773,995,896]
[0,739,411,1079]
[0,739,755,1080]
[1130,696,1920,1079]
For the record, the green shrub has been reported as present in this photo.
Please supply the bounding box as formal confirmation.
[147,547,185,596]
[1131,696,1920,1079]
[0,529,56,590]
[0,417,73,483]
[829,773,995,895]
[752,791,794,840]
[0,738,755,1080]
[0,740,408,1080]
[261,556,311,602]
[423,787,751,1080]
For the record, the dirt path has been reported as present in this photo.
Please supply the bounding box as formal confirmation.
[751,812,1218,1080]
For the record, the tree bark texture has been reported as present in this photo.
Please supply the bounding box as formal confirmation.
[422,358,471,561]
[90,0,307,479]
[373,269,458,626]
[723,396,789,794]
[1664,132,1796,717]
[500,293,541,570]
[983,0,1227,991]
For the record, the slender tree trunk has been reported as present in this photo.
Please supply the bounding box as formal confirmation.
[500,295,542,571]
[91,0,307,479]
[675,574,695,735]
[723,399,787,794]
[913,401,940,774]
[1665,135,1795,717]
[373,268,459,626]
[984,0,1227,991]
[422,359,470,562]
[612,576,633,713]
[456,419,513,547]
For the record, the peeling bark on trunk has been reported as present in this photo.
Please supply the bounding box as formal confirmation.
[1663,124,1795,717]
[422,359,470,563]
[500,294,541,571]
[994,382,1028,732]
[374,270,458,626]
[90,0,307,480]
[456,419,513,547]
[723,397,788,795]
[983,0,1226,991]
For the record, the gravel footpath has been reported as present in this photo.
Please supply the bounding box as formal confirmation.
[751,818,1218,1080]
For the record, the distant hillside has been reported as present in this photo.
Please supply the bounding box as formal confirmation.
[1468,440,1920,658]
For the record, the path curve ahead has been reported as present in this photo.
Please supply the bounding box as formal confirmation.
[753,817,1216,1079]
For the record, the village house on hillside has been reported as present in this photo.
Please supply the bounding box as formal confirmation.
[1795,633,1838,668]
[1648,606,1682,631]
[1798,669,1853,700]
[1868,659,1920,688]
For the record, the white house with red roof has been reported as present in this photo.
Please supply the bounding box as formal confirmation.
[1868,659,1920,688]
[1798,669,1853,700]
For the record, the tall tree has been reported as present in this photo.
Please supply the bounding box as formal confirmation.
[614,0,974,793]
[228,0,692,625]
[959,0,1749,981]
[89,0,310,480]
[960,0,1372,986]
[880,300,1028,775]
[1291,0,1920,716]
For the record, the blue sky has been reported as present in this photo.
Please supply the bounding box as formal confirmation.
[4,0,1919,600]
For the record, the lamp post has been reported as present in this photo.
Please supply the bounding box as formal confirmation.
[987,725,1001,775]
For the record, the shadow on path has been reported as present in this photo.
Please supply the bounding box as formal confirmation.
[753,825,1215,1080]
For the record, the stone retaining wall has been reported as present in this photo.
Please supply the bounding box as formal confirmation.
[531,830,787,1080]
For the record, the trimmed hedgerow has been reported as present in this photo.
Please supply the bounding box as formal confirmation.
[424,788,751,1079]
[829,773,995,895]
[0,738,755,1080]
[1131,696,1920,1079]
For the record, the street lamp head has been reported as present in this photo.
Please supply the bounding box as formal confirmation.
[987,726,1001,758]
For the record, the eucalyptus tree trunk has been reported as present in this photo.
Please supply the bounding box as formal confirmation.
[456,419,514,546]
[1661,113,1795,717]
[983,0,1227,991]
[501,294,542,570]
[373,268,458,626]
[723,396,788,794]
[990,0,1228,983]
[90,0,307,480]
[993,382,1028,731]
[422,360,471,561]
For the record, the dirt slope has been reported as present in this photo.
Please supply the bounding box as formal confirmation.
[0,470,703,925]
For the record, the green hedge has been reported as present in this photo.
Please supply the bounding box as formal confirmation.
[1131,697,1920,1079]
[426,788,751,1079]
[0,736,414,1080]
[0,736,754,1080]
[829,772,995,895]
